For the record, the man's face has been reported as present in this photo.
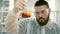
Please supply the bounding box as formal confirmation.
[34,5,51,26]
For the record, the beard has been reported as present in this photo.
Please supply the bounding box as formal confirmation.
[36,16,49,26]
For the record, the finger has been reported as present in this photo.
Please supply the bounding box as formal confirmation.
[16,1,24,7]
[15,1,26,8]
[16,4,24,10]
[14,3,24,10]
[17,0,27,6]
[17,0,27,3]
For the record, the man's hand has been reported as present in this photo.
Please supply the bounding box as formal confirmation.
[14,0,28,13]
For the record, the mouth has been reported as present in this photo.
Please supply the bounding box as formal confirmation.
[39,18,45,23]
[39,19,45,23]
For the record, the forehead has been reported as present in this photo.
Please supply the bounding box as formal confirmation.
[35,5,48,11]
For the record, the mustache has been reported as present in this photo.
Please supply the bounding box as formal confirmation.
[39,17,44,19]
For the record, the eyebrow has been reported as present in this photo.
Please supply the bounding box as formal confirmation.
[35,9,49,13]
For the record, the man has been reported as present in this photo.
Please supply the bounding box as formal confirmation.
[5,0,60,34]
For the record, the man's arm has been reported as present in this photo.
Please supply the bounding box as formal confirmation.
[5,0,27,33]
[5,10,20,33]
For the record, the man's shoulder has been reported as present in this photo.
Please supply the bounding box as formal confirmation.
[50,22,59,29]
[46,20,58,29]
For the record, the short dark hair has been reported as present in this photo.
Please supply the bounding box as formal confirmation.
[34,0,49,8]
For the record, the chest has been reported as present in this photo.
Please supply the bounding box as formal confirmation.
[27,23,57,34]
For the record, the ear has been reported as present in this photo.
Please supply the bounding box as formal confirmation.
[48,8,51,14]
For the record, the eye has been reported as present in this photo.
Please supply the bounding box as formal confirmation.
[41,11,45,13]
[35,12,39,14]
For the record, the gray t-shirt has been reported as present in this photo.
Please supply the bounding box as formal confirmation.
[18,18,60,34]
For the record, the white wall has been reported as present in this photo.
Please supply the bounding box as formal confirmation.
[9,0,14,10]
[55,0,60,24]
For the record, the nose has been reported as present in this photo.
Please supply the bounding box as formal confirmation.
[39,14,44,17]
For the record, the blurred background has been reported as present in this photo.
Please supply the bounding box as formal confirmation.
[0,0,60,34]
